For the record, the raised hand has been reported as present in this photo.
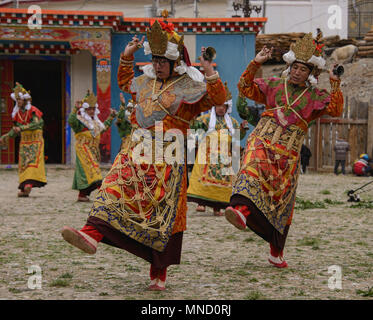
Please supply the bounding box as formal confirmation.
[123,35,145,57]
[329,63,341,81]
[110,108,118,118]
[254,45,274,64]
[74,101,82,111]
[199,46,215,77]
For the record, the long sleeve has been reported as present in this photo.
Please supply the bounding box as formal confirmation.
[68,111,85,133]
[4,127,16,138]
[189,74,226,117]
[102,114,116,132]
[309,78,344,122]
[325,79,344,117]
[116,107,132,138]
[117,54,136,100]
[236,95,262,127]
[238,60,267,105]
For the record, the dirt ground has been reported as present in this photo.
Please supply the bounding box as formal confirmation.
[0,167,372,300]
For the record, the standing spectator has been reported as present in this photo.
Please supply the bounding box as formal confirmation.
[334,136,350,175]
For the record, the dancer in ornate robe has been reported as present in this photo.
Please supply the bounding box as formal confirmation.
[225,33,344,268]
[0,82,46,197]
[61,18,226,291]
[68,91,117,202]
[187,82,248,216]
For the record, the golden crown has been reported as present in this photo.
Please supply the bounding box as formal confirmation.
[290,33,317,63]
[82,90,97,108]
[147,20,169,56]
[13,82,30,98]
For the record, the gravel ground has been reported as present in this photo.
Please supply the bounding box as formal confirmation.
[0,167,372,300]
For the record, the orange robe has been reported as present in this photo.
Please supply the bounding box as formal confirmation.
[87,54,226,266]
[230,60,343,250]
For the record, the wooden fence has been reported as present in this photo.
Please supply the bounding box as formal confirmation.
[304,97,373,172]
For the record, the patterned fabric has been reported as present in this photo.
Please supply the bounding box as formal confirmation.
[233,59,344,234]
[187,113,242,205]
[12,106,43,126]
[73,130,102,190]
[1,106,47,187]
[131,74,206,129]
[254,77,330,128]
[90,132,185,252]
[237,60,343,132]
[18,129,46,185]
[90,57,227,252]
[232,116,303,233]
[68,112,114,191]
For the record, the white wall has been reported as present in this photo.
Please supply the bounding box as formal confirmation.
[70,50,93,165]
[20,0,349,38]
[246,0,348,38]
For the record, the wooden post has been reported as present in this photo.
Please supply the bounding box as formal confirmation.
[367,99,373,158]
[314,118,321,171]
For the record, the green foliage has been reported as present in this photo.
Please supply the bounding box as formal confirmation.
[297,237,321,250]
[323,198,344,205]
[295,197,326,210]
[320,190,331,195]
[349,202,373,209]
[245,290,265,300]
[356,287,373,297]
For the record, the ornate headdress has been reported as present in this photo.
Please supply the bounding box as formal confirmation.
[11,82,31,101]
[10,82,32,119]
[79,90,105,131]
[141,10,204,82]
[282,32,326,85]
[143,10,184,62]
[81,90,98,109]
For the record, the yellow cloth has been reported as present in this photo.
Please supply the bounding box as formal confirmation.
[18,129,46,184]
[75,130,102,186]
[187,130,235,204]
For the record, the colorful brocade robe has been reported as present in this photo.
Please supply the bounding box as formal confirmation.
[233,60,344,234]
[7,106,47,188]
[187,113,246,207]
[68,112,114,191]
[88,54,226,252]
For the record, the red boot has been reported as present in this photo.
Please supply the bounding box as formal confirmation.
[61,225,103,254]
[268,243,288,268]
[148,265,167,291]
[77,191,89,202]
[225,205,250,230]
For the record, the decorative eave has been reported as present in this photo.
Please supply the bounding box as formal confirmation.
[119,17,267,34]
[0,41,79,55]
[0,9,266,34]
[0,8,122,30]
